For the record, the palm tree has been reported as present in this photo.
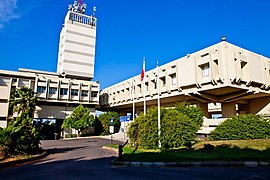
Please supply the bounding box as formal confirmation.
[9,86,37,117]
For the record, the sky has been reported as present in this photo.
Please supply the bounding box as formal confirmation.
[0,0,270,89]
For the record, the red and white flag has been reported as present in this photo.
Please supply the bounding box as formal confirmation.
[78,0,83,5]
[141,58,145,81]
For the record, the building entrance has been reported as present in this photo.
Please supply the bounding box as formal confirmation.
[33,119,63,140]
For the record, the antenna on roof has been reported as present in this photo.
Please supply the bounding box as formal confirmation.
[222,36,226,41]
[68,0,87,14]
[93,6,96,17]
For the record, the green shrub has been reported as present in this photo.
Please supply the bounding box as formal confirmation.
[127,119,139,145]
[175,102,204,127]
[2,114,40,156]
[128,102,203,149]
[209,114,270,140]
[136,107,166,149]
[160,109,198,149]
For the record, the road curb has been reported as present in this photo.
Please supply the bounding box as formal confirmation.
[0,151,48,169]
[111,160,270,167]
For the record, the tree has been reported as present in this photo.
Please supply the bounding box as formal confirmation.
[62,105,95,136]
[9,86,36,116]
[0,87,40,156]
[97,111,120,135]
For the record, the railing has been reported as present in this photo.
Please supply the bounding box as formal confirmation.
[68,11,96,27]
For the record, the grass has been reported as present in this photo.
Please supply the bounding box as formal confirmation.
[107,139,270,162]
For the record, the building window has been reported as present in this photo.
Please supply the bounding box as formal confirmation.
[37,86,46,93]
[91,91,98,98]
[160,77,166,87]
[137,84,141,93]
[240,60,247,69]
[170,73,176,85]
[151,80,157,89]
[145,82,148,91]
[71,89,78,96]
[60,88,68,95]
[0,77,9,86]
[81,90,88,97]
[49,87,57,94]
[201,63,210,77]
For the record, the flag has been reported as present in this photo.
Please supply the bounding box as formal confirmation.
[140,58,145,81]
[78,0,83,5]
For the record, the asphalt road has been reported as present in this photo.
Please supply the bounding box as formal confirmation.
[0,138,270,180]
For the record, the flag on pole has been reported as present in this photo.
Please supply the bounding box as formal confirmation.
[141,58,145,81]
[78,0,83,5]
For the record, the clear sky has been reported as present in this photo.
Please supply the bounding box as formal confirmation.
[0,0,270,89]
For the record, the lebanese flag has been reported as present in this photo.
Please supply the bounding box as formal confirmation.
[140,58,145,81]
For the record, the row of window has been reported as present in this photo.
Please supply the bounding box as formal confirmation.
[37,86,98,97]
[108,65,211,97]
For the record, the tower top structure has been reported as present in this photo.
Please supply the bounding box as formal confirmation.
[68,0,87,14]
[57,0,97,80]
[68,0,96,16]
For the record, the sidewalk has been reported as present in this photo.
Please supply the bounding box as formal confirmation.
[100,132,128,143]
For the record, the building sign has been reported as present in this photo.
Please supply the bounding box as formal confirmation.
[120,116,130,122]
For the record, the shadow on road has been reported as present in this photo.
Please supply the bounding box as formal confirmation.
[47,146,88,155]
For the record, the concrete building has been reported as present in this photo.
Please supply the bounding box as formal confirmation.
[100,40,270,134]
[0,69,99,127]
[0,1,99,138]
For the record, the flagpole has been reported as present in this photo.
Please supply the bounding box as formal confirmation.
[157,61,161,148]
[143,57,146,115]
[132,76,135,121]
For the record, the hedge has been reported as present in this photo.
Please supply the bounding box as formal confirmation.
[209,114,270,140]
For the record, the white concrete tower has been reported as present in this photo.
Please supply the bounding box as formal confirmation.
[57,1,97,80]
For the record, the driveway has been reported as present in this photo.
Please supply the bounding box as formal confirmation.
[0,138,270,180]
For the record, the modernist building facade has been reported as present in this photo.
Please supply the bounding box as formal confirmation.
[0,69,99,127]
[100,40,270,133]
[0,1,99,137]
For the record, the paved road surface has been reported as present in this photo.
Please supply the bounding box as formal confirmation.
[0,138,270,179]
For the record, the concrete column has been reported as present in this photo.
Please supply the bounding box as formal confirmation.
[221,102,236,118]
[238,103,250,115]
[197,103,209,118]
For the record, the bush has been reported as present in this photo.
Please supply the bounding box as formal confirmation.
[175,102,204,127]
[160,109,198,149]
[209,114,270,140]
[1,114,40,156]
[136,107,166,149]
[127,119,139,145]
[128,102,204,149]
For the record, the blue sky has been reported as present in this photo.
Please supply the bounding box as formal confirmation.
[0,0,270,89]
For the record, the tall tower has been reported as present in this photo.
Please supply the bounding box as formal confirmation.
[57,1,97,80]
